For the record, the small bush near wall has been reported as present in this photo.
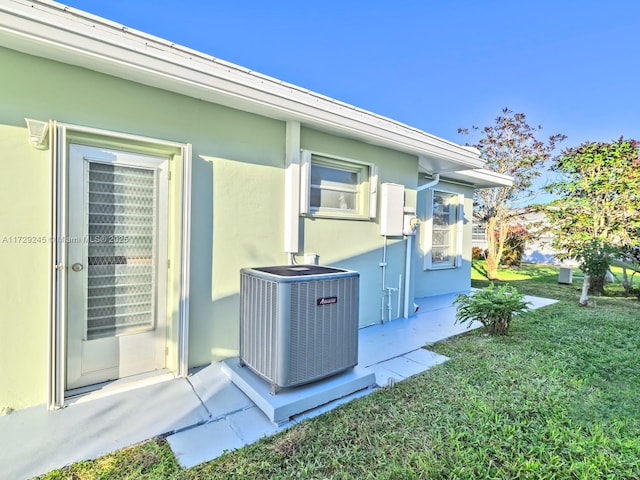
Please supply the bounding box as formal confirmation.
[454,283,531,334]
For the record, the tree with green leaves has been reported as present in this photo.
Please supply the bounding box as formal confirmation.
[459,108,566,280]
[544,137,640,304]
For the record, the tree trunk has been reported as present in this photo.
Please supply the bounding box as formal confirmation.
[588,274,606,295]
[486,255,499,281]
[621,268,630,295]
[485,216,508,281]
[579,274,590,306]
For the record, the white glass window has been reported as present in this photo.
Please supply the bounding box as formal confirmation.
[425,190,464,269]
[472,225,486,243]
[432,192,457,266]
[310,163,360,212]
[300,151,377,219]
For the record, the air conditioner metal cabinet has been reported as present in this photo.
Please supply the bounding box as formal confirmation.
[239,265,359,393]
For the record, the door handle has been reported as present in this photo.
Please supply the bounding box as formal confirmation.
[71,263,84,272]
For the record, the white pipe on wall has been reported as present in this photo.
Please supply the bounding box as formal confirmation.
[404,173,441,318]
[397,274,402,319]
[417,173,440,192]
[403,235,413,318]
[385,287,396,322]
[380,237,388,322]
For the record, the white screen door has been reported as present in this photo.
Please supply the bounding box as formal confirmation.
[66,144,169,390]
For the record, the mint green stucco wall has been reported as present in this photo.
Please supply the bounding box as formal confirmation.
[414,180,475,297]
[0,46,285,410]
[0,45,474,411]
[0,125,51,413]
[300,128,418,326]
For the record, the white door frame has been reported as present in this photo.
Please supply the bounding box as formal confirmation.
[48,123,192,410]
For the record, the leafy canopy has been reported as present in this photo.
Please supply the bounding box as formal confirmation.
[459,108,565,280]
[544,137,640,257]
[459,108,566,219]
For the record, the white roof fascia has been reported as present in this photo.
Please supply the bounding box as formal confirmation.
[0,0,486,170]
[442,168,513,188]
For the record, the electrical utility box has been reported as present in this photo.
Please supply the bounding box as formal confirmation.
[558,267,573,284]
[380,183,404,236]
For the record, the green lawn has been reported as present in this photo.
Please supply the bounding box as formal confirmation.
[43,262,640,479]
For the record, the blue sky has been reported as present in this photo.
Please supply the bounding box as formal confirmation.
[61,1,639,159]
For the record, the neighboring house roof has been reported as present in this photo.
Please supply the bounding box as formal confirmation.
[0,0,511,188]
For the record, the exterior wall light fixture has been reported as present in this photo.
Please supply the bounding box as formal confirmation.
[25,118,50,149]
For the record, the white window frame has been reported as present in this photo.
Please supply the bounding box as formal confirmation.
[310,161,361,213]
[472,225,487,243]
[48,122,192,410]
[300,150,378,219]
[423,189,464,270]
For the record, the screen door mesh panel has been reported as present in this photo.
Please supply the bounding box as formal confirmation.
[86,162,157,340]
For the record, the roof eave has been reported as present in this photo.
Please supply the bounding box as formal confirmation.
[442,169,514,188]
[0,0,485,170]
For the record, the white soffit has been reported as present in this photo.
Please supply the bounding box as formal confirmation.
[443,169,513,188]
[0,0,486,170]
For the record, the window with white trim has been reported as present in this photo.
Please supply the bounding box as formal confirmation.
[300,151,377,219]
[310,162,360,212]
[472,225,487,243]
[424,190,464,269]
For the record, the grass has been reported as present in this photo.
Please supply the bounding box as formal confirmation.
[472,260,639,301]
[41,262,640,479]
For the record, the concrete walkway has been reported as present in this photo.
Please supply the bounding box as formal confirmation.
[0,293,556,480]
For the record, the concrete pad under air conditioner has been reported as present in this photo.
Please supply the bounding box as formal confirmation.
[221,357,376,425]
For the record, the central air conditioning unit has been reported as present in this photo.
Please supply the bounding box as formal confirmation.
[239,265,359,394]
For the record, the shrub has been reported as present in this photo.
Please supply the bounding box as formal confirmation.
[576,239,613,295]
[500,224,529,267]
[454,283,531,335]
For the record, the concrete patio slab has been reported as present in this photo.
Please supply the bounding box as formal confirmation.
[0,291,558,479]
[403,348,449,367]
[226,406,287,444]
[221,357,376,425]
[524,294,558,309]
[377,354,442,379]
[358,296,479,367]
[166,416,246,469]
[168,384,377,468]
[362,348,447,386]
[365,362,407,387]
[188,362,255,419]
[0,377,209,480]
